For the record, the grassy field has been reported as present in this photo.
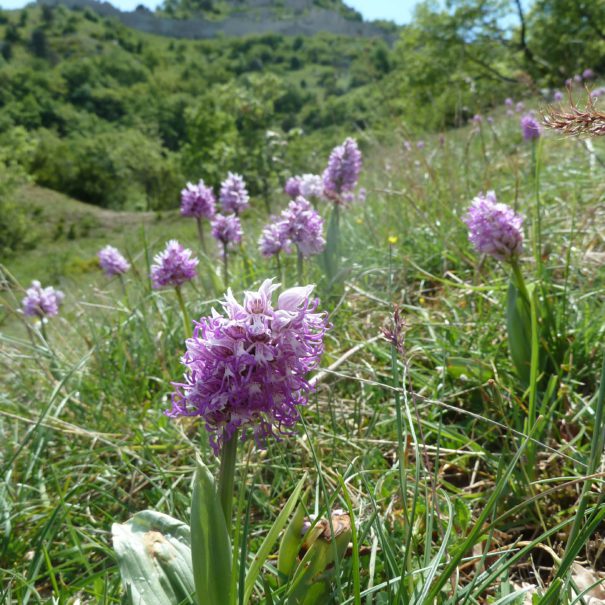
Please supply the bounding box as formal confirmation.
[3,100,605,603]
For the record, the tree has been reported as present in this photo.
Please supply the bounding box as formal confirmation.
[30,29,48,59]
[527,0,605,80]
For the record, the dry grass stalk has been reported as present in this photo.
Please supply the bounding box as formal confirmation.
[542,88,605,137]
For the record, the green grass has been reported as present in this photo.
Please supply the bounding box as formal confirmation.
[3,101,605,603]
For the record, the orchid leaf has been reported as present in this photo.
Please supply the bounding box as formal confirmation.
[111,509,195,605]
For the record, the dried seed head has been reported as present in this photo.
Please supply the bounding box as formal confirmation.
[542,88,605,137]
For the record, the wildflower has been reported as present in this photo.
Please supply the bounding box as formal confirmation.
[487,116,494,125]
[299,174,324,200]
[574,74,583,83]
[150,240,199,289]
[591,87,605,99]
[98,245,130,277]
[583,68,595,80]
[357,187,367,203]
[463,191,524,262]
[167,279,330,453]
[322,137,362,203]
[220,172,250,215]
[180,180,216,219]
[280,197,325,258]
[22,281,64,318]
[505,98,514,107]
[553,91,564,102]
[472,114,483,125]
[284,177,302,199]
[416,140,425,149]
[515,101,525,113]
[521,114,541,141]
[259,219,290,257]
[388,235,398,245]
[211,214,243,249]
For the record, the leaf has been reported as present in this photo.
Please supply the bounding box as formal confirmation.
[323,205,341,286]
[111,509,195,605]
[278,498,307,582]
[506,280,532,385]
[286,512,352,605]
[244,474,307,605]
[190,456,232,605]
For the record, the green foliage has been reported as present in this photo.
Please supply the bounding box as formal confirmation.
[0,5,394,217]
[112,510,196,605]
[0,126,36,258]
[527,0,605,80]
[31,128,183,209]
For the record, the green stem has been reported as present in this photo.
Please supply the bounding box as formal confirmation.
[223,244,229,288]
[118,274,130,308]
[334,203,341,259]
[174,286,192,339]
[40,320,48,344]
[532,139,543,275]
[218,432,238,535]
[510,258,530,306]
[276,253,285,288]
[196,217,207,256]
[296,247,304,285]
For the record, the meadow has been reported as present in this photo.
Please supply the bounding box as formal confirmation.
[3,89,605,605]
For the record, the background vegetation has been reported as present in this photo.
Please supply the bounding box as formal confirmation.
[3,0,605,602]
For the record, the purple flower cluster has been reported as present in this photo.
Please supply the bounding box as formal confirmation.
[220,173,249,215]
[591,87,605,99]
[284,176,302,199]
[259,220,291,257]
[258,197,325,258]
[463,192,524,262]
[98,245,130,277]
[150,240,199,289]
[22,281,64,318]
[553,90,564,102]
[299,174,324,199]
[280,197,326,257]
[167,279,330,452]
[520,114,541,141]
[322,137,362,203]
[285,174,325,201]
[211,214,243,249]
[583,68,595,80]
[180,180,216,219]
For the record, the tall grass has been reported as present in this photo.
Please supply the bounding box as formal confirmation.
[2,105,605,603]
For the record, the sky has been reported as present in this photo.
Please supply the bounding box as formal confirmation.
[0,0,422,23]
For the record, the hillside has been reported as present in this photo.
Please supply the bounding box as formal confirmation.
[37,0,397,39]
[0,1,394,215]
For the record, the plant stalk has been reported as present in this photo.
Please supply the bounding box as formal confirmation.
[174,286,192,339]
[218,432,238,535]
[223,243,229,288]
[296,247,304,285]
[510,258,530,305]
[196,217,207,255]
